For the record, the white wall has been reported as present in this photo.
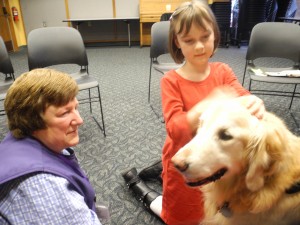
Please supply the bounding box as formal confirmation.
[115,0,139,18]
[68,0,113,18]
[20,0,67,36]
[68,0,139,18]
[20,0,140,44]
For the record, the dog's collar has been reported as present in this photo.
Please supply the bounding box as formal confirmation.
[218,201,232,218]
[218,182,300,218]
[286,181,300,194]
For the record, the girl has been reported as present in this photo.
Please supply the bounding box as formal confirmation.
[122,1,264,224]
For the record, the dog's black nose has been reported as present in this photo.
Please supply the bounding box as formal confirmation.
[174,162,189,172]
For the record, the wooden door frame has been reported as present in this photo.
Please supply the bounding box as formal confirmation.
[3,0,18,51]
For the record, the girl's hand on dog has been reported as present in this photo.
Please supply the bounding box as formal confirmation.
[188,88,265,133]
[238,95,265,120]
[187,86,239,132]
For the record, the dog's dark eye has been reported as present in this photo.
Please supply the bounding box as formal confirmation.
[218,129,233,141]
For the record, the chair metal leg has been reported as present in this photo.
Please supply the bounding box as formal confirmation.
[97,85,106,137]
[83,86,106,137]
[248,78,252,91]
[242,62,248,86]
[148,60,153,103]
[88,89,92,113]
[290,111,300,131]
[149,104,165,123]
[249,80,299,131]
[91,86,106,137]
[289,84,297,110]
[289,85,299,131]
[148,60,164,123]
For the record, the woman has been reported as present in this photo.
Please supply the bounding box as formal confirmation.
[0,68,104,224]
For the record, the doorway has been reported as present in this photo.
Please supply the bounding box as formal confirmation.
[0,0,17,52]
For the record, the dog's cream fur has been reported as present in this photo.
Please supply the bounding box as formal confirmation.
[172,92,300,225]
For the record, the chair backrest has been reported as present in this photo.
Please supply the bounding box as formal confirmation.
[0,36,14,76]
[211,1,231,29]
[160,13,172,21]
[27,27,88,71]
[238,0,268,41]
[150,21,170,59]
[246,22,300,64]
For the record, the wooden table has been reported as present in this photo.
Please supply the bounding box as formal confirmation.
[139,0,230,47]
[139,0,187,46]
[63,17,140,47]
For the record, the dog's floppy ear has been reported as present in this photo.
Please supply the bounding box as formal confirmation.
[245,115,286,192]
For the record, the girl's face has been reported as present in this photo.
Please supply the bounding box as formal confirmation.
[175,21,215,67]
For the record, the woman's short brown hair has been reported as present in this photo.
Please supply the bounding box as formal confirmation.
[4,68,79,139]
[169,0,220,63]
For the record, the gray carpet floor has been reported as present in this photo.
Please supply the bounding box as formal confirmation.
[1,45,300,225]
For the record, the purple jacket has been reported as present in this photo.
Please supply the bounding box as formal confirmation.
[0,132,96,211]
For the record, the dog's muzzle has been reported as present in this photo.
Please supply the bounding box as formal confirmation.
[187,168,228,187]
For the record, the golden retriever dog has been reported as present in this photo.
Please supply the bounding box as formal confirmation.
[172,89,300,225]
